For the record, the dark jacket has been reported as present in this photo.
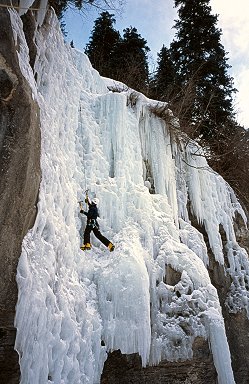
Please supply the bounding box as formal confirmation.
[84,204,98,220]
[81,202,99,228]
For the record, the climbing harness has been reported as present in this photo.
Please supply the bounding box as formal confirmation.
[88,218,98,229]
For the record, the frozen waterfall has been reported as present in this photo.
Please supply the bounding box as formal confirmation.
[10,8,249,384]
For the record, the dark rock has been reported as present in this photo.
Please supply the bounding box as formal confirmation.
[21,10,37,70]
[101,338,217,384]
[0,69,16,101]
[0,9,41,382]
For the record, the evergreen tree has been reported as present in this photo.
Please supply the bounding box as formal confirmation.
[111,27,150,93]
[170,0,236,140]
[84,11,120,77]
[151,45,179,102]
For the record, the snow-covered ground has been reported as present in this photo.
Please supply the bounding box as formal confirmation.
[9,8,249,384]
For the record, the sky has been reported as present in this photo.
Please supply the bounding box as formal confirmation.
[64,0,249,128]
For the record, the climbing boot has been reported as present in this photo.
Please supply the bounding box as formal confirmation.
[108,243,115,252]
[80,243,92,251]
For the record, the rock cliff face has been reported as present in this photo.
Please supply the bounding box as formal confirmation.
[101,338,217,384]
[213,216,249,384]
[1,8,249,384]
[0,9,41,383]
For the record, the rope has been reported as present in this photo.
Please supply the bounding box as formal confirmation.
[78,103,89,210]
[79,103,88,193]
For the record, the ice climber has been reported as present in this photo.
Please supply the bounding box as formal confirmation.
[80,196,115,252]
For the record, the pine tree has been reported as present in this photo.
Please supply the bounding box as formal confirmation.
[170,0,237,140]
[85,11,120,77]
[111,27,150,93]
[151,45,179,102]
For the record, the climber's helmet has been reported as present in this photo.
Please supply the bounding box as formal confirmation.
[91,197,99,206]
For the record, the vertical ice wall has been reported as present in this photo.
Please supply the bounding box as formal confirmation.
[10,8,249,384]
[176,141,249,316]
